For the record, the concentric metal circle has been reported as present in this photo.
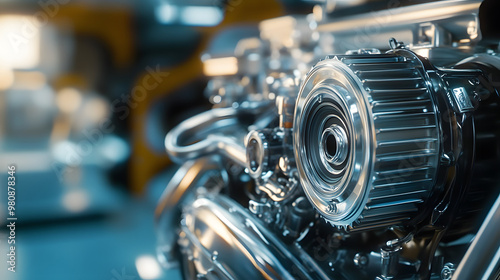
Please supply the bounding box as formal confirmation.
[295,52,440,230]
[294,59,375,226]
[245,130,270,179]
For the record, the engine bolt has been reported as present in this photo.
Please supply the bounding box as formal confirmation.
[353,253,368,268]
[211,251,219,262]
[441,262,455,280]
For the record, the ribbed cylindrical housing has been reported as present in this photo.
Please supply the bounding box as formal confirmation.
[294,52,440,230]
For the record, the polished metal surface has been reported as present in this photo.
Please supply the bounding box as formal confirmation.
[156,1,500,279]
[245,130,271,179]
[179,195,329,280]
[164,107,248,167]
[452,193,500,280]
[294,52,439,229]
[319,0,481,34]
[318,0,482,56]
[155,157,228,269]
[294,57,374,228]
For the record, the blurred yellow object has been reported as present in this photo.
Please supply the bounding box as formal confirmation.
[56,87,83,114]
[0,66,14,90]
[49,3,134,69]
[12,71,46,90]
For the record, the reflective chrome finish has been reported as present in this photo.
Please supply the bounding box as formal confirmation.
[442,263,456,280]
[155,157,228,269]
[319,1,481,34]
[294,52,440,229]
[156,1,500,279]
[165,107,248,167]
[179,195,329,280]
[245,130,273,179]
[294,57,374,228]
[318,0,483,62]
[452,193,500,280]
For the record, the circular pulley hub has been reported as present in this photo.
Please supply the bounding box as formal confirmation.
[294,53,440,230]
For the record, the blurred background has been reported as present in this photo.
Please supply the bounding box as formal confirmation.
[0,0,441,279]
[0,0,304,279]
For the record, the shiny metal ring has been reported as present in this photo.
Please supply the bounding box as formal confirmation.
[294,59,374,227]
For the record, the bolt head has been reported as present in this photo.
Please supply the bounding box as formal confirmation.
[353,253,368,268]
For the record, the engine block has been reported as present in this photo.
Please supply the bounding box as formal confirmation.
[156,1,500,279]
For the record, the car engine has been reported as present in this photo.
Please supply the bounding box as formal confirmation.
[156,0,500,279]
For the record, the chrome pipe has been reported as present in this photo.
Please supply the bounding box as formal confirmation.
[318,0,481,34]
[180,194,330,279]
[164,107,247,167]
[452,193,500,280]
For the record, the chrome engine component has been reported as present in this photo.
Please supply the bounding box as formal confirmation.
[156,1,500,279]
[294,47,499,231]
[295,51,441,230]
[178,195,328,280]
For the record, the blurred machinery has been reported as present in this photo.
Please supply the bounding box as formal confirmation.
[129,0,285,194]
[157,0,500,279]
[0,2,133,222]
[0,0,288,221]
[0,1,304,280]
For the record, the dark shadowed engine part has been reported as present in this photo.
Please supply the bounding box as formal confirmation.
[294,48,500,232]
[156,1,500,279]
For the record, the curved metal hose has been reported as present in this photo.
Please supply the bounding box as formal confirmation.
[164,107,248,167]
